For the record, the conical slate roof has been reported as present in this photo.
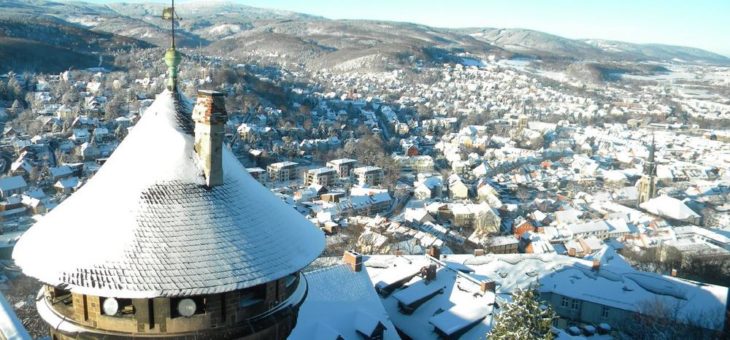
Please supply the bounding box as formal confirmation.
[13,91,325,298]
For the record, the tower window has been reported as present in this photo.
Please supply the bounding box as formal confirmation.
[239,285,266,310]
[51,287,72,306]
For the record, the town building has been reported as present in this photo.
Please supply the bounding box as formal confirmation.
[246,167,266,181]
[353,166,384,187]
[0,176,27,199]
[486,235,520,254]
[305,167,336,187]
[326,158,357,178]
[268,161,299,182]
[315,247,728,339]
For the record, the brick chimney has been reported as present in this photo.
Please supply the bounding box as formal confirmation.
[474,249,485,257]
[427,246,440,259]
[343,250,362,272]
[592,258,600,271]
[480,280,495,294]
[671,268,677,277]
[192,90,227,187]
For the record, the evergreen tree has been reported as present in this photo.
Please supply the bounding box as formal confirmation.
[488,288,556,340]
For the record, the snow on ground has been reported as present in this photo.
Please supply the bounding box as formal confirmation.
[64,16,101,27]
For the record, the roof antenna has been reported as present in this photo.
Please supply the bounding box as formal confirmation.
[163,0,181,91]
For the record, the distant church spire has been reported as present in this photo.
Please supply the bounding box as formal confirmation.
[645,133,656,177]
[637,133,658,206]
[163,0,181,91]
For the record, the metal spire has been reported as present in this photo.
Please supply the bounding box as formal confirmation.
[171,0,175,49]
[648,134,655,164]
[163,0,181,91]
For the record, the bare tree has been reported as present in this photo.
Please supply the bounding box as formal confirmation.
[620,298,725,340]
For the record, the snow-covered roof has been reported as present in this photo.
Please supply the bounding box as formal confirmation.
[269,161,298,169]
[290,264,398,339]
[429,303,489,337]
[567,220,610,235]
[0,176,27,192]
[49,165,73,179]
[307,167,336,175]
[53,176,79,190]
[363,255,495,339]
[546,249,726,330]
[327,158,357,165]
[640,195,700,221]
[354,165,382,174]
[316,229,716,330]
[13,91,324,298]
[448,248,728,331]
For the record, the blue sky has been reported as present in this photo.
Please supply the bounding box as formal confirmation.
[77,0,730,56]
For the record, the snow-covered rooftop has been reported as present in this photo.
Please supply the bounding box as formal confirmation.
[291,264,399,339]
[363,255,496,339]
[0,176,27,192]
[13,90,324,298]
[640,195,701,221]
[356,248,727,335]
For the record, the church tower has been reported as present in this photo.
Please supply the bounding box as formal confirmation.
[12,2,324,339]
[637,135,657,205]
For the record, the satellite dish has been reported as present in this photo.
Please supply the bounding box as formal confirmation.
[177,298,196,317]
[102,298,119,316]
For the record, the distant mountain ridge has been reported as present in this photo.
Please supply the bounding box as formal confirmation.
[464,28,730,64]
[0,3,151,73]
[0,0,727,73]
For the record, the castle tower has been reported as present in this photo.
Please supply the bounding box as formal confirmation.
[12,2,324,339]
[637,135,657,205]
[13,90,324,340]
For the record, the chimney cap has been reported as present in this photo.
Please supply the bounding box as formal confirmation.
[198,89,224,97]
[193,91,227,124]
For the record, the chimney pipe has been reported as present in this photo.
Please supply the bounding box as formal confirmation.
[192,90,227,187]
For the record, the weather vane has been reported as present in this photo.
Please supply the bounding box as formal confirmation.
[162,0,182,91]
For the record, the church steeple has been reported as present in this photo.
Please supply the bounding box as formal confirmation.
[163,0,181,91]
[637,134,657,206]
[644,134,656,177]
